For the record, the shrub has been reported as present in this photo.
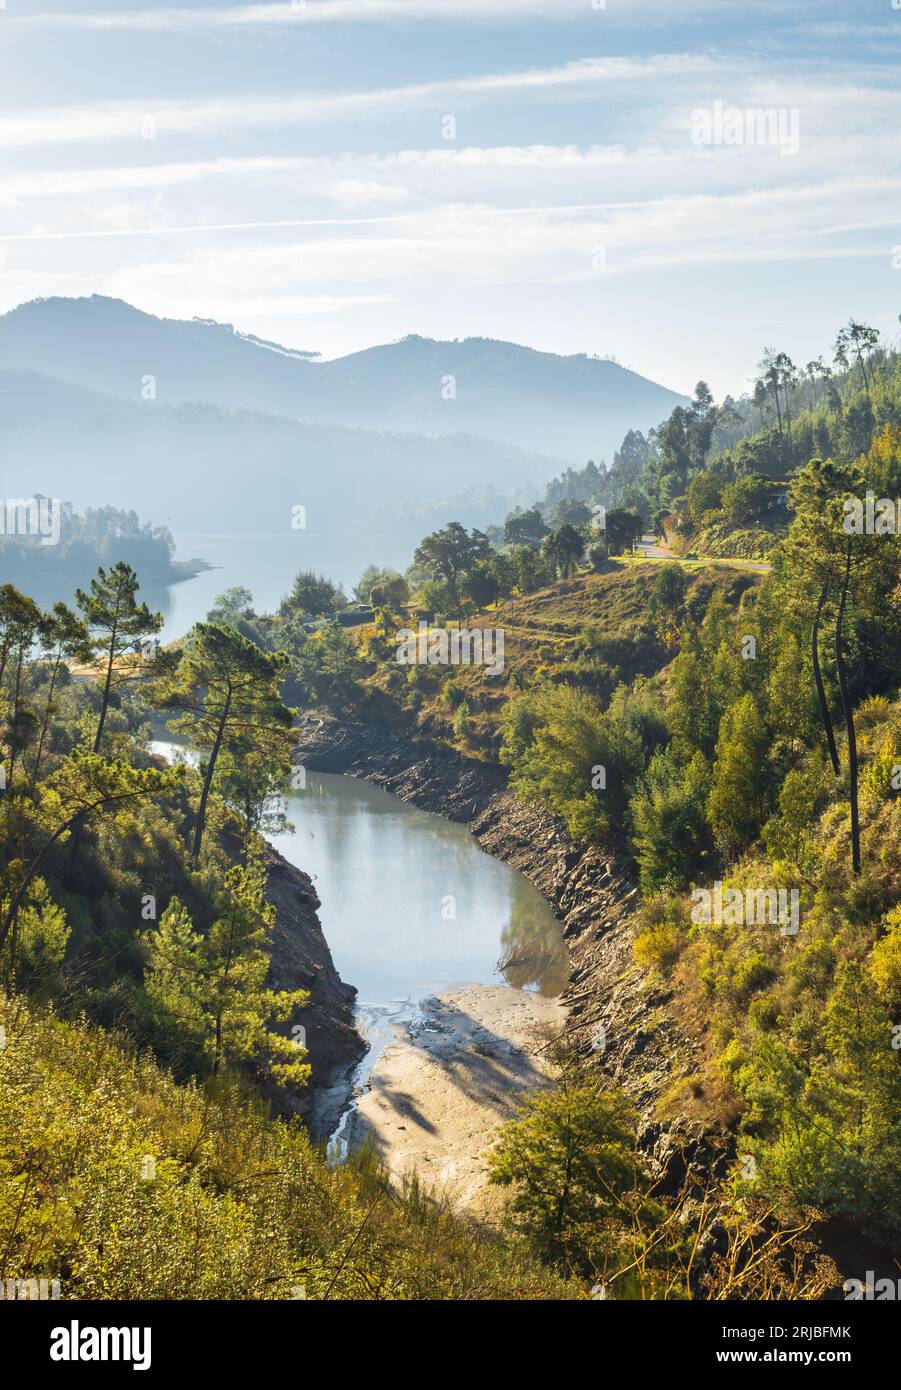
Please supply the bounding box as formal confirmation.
[452,701,471,737]
[442,678,465,708]
[0,991,575,1300]
[633,894,689,973]
[587,540,609,570]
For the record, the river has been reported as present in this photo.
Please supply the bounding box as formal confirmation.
[151,742,567,1146]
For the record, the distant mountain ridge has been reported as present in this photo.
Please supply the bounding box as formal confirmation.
[0,295,688,462]
[0,367,557,561]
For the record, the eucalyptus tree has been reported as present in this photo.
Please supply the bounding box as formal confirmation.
[752,378,769,431]
[782,458,900,873]
[804,356,831,412]
[758,351,784,439]
[834,320,880,402]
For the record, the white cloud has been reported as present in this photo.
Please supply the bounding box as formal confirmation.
[0,54,715,148]
[0,214,406,243]
[326,179,415,205]
[14,0,780,33]
[11,173,890,282]
[16,1,579,29]
[0,156,310,200]
[2,109,896,220]
[0,144,725,205]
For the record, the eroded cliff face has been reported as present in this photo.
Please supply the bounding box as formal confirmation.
[263,842,366,1139]
[296,718,729,1186]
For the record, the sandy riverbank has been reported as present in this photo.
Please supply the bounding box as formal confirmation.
[348,984,563,1216]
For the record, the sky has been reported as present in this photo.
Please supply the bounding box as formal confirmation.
[0,0,898,399]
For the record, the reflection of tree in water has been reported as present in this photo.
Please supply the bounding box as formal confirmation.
[496,895,569,997]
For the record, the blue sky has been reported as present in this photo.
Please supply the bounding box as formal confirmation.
[0,0,898,399]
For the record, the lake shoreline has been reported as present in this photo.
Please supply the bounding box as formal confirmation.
[265,764,566,1154]
[167,555,215,585]
[262,838,368,1141]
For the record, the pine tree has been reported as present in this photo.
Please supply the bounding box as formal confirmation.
[144,852,309,1083]
[76,562,165,754]
[488,1074,641,1270]
[154,624,295,859]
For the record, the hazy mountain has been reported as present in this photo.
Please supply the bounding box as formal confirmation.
[0,367,557,550]
[0,296,688,462]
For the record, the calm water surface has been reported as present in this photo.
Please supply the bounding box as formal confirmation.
[271,770,567,1006]
[152,743,567,1126]
[274,770,567,1148]
[156,531,415,643]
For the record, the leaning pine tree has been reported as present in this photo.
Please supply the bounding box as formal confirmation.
[153,623,296,859]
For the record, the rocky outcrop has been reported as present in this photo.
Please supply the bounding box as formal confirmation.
[263,842,366,1139]
[295,718,505,821]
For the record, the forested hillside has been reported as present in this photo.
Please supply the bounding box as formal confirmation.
[511,320,899,562]
[0,565,579,1299]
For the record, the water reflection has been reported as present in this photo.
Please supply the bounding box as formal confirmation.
[497,895,571,997]
[270,771,566,1005]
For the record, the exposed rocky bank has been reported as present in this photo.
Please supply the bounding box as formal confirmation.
[263,843,366,1139]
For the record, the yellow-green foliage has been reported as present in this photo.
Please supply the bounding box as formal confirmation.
[869,904,901,1014]
[633,894,689,973]
[690,782,901,1242]
[1,876,70,994]
[631,686,901,1246]
[360,564,746,752]
[0,992,576,1300]
[683,520,779,561]
[488,1074,642,1272]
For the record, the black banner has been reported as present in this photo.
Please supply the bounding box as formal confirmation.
[4,1297,895,1377]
